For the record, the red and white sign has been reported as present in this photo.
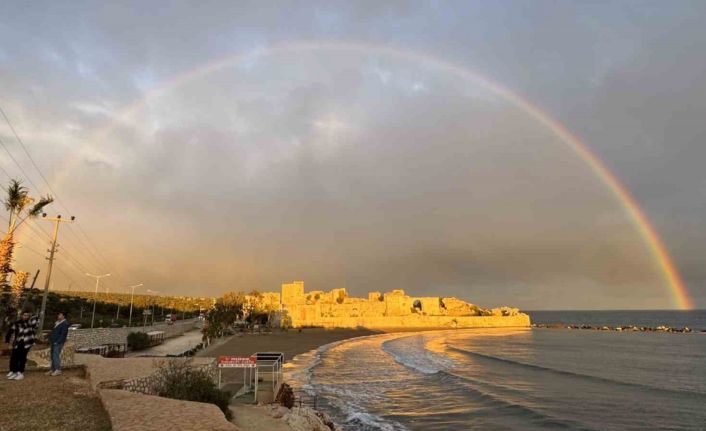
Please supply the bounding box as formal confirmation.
[218,356,256,368]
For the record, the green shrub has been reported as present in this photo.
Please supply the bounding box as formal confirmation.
[127,332,150,350]
[153,360,232,420]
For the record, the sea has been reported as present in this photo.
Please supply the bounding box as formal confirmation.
[285,311,706,430]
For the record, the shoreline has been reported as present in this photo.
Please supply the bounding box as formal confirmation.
[197,327,381,363]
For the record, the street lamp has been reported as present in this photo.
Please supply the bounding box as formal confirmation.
[86,273,111,329]
[147,289,160,326]
[127,283,143,327]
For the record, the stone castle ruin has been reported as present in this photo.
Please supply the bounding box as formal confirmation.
[279,281,530,329]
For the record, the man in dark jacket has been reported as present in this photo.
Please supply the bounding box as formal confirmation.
[48,312,69,376]
[5,310,39,380]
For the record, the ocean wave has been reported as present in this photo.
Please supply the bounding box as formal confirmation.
[448,346,706,398]
[381,334,595,430]
[427,370,596,430]
[381,335,455,374]
[285,333,394,389]
[309,382,409,430]
[285,333,410,431]
[344,411,409,431]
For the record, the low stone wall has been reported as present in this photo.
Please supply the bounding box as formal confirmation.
[291,313,531,329]
[122,359,217,395]
[28,341,76,368]
[68,319,200,349]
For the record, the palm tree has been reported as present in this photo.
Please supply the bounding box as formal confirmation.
[0,179,53,285]
[10,270,28,308]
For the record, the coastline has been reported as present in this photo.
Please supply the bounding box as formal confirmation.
[197,327,381,362]
[196,328,380,431]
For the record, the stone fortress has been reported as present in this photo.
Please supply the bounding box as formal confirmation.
[279,281,530,329]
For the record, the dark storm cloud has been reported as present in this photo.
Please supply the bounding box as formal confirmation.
[1,1,704,308]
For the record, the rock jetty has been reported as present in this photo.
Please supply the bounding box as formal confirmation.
[532,323,701,333]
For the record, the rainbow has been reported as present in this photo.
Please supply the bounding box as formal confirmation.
[60,40,692,309]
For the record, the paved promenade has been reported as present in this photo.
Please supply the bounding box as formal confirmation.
[126,329,204,357]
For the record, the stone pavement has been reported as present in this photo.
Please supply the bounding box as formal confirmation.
[100,389,238,431]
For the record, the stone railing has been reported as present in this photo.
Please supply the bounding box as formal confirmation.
[28,341,76,368]
[68,319,200,349]
[121,359,217,395]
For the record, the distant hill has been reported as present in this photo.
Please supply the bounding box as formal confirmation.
[54,290,214,312]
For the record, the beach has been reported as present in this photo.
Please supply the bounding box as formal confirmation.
[199,327,379,361]
[195,328,377,430]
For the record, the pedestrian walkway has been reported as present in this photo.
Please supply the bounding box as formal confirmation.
[126,329,204,357]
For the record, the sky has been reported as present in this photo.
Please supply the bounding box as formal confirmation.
[0,1,705,309]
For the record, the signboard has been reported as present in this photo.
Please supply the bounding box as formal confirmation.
[218,356,256,368]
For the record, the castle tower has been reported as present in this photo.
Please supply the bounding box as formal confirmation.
[281,281,305,306]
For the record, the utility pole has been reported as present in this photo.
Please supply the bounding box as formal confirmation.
[20,269,40,311]
[147,289,160,326]
[38,214,75,333]
[29,269,40,290]
[128,283,143,327]
[86,273,111,328]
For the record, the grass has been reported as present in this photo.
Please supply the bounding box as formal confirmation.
[0,358,111,431]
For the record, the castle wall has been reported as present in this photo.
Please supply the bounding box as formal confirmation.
[281,281,305,305]
[415,297,442,315]
[279,281,530,330]
[285,313,530,329]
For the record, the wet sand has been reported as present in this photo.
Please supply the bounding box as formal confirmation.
[199,327,379,362]
[197,327,379,392]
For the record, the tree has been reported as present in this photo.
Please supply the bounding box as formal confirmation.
[220,291,247,318]
[10,270,28,308]
[0,179,53,285]
[204,293,245,338]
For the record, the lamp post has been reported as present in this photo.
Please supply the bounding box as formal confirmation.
[147,289,160,326]
[86,273,111,328]
[127,283,143,327]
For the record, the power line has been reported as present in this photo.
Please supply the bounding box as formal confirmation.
[7,235,85,289]
[0,134,45,195]
[0,103,130,288]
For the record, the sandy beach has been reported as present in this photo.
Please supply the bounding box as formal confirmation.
[198,327,378,362]
[196,328,378,430]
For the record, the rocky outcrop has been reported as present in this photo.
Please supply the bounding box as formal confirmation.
[533,323,698,333]
[490,307,522,317]
[278,406,336,431]
[440,297,482,316]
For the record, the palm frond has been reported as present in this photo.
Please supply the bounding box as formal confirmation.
[28,195,54,218]
[4,179,27,212]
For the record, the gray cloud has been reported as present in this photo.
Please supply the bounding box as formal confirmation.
[1,1,704,309]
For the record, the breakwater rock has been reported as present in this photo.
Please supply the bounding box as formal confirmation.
[532,323,702,333]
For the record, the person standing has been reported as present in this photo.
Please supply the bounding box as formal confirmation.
[5,310,39,381]
[48,312,69,376]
